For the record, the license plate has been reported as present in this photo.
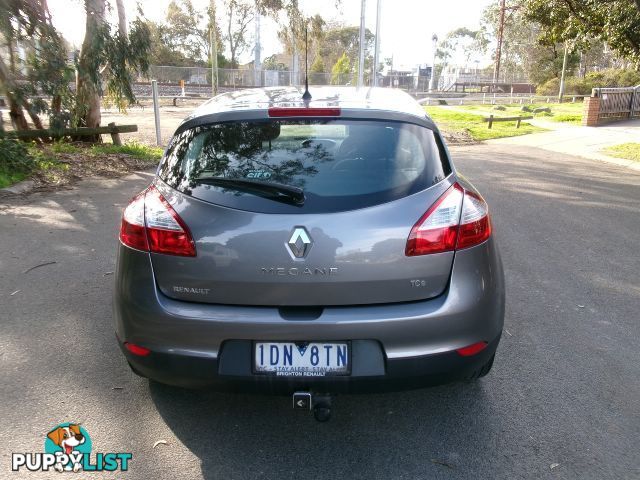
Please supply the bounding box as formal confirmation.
[254,342,350,377]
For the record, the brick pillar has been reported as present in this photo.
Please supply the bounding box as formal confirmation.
[582,96,601,126]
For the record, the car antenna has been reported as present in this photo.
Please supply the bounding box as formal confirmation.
[302,26,312,101]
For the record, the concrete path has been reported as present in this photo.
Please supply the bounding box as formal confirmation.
[487,118,640,171]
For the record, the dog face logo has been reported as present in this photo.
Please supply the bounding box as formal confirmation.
[47,424,85,455]
[44,423,92,472]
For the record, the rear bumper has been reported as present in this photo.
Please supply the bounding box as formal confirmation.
[113,238,505,393]
[118,336,500,393]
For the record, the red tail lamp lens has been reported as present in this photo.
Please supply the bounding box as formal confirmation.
[124,342,151,357]
[119,186,196,257]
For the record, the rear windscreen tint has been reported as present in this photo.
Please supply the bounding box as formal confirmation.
[158,119,452,213]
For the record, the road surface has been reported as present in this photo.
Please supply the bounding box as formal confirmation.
[1,144,638,479]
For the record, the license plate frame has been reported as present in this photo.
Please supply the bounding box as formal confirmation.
[252,341,351,377]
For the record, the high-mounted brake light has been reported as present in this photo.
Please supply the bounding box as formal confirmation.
[268,107,341,117]
[405,182,491,256]
[119,186,196,257]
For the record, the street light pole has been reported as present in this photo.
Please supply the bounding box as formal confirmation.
[429,34,438,92]
[493,0,506,87]
[357,0,366,88]
[373,0,381,87]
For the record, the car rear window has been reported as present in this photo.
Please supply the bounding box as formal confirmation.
[158,119,451,213]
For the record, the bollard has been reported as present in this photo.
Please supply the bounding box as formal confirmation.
[151,80,162,146]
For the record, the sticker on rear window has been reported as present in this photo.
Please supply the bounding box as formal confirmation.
[246,170,272,179]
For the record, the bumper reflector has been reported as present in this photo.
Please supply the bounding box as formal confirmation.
[456,341,488,357]
[124,342,151,357]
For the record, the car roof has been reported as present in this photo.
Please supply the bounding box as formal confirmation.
[182,86,432,126]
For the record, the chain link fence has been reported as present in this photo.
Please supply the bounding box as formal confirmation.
[138,66,434,94]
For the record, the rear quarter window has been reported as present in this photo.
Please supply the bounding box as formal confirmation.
[158,119,452,213]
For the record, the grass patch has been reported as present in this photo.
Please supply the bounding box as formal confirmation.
[448,102,584,124]
[0,170,28,189]
[88,141,164,160]
[0,139,162,189]
[425,106,546,141]
[602,143,640,162]
[48,140,164,161]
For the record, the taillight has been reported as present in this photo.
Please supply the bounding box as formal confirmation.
[144,187,196,256]
[119,191,148,251]
[405,182,491,256]
[457,190,492,249]
[119,186,196,257]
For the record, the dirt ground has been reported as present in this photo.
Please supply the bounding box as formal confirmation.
[101,99,204,146]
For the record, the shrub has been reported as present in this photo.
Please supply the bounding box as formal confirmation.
[0,138,37,175]
[538,69,640,96]
[536,78,560,95]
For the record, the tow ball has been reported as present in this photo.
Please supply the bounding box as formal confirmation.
[293,392,333,422]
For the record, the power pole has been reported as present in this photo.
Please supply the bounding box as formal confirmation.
[429,34,438,92]
[373,0,381,87]
[558,42,569,102]
[493,0,506,88]
[358,0,366,88]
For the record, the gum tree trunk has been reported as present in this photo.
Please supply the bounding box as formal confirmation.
[75,0,107,136]
[0,57,29,131]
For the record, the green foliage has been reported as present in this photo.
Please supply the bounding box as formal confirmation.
[310,56,327,84]
[318,26,374,78]
[537,69,640,95]
[221,0,254,68]
[0,138,37,187]
[436,27,488,65]
[262,55,288,71]
[479,1,581,85]
[0,0,76,129]
[523,0,640,66]
[77,16,152,117]
[163,0,222,64]
[88,141,164,160]
[310,56,325,73]
[331,52,351,85]
[46,141,163,160]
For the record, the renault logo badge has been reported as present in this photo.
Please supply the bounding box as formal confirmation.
[287,227,312,259]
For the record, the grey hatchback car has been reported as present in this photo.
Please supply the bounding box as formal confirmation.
[114,87,504,404]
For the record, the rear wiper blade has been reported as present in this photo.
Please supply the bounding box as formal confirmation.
[193,177,305,206]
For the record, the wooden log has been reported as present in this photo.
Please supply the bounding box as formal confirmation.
[488,114,494,129]
[5,124,137,140]
[108,122,122,146]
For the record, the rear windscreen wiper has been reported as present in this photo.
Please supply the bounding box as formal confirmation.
[193,177,305,206]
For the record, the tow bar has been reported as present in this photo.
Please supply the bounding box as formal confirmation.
[293,392,333,422]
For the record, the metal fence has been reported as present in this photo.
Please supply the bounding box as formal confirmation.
[140,66,438,92]
[141,66,358,89]
[594,86,640,120]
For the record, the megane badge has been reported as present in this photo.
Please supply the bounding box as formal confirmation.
[287,227,312,259]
